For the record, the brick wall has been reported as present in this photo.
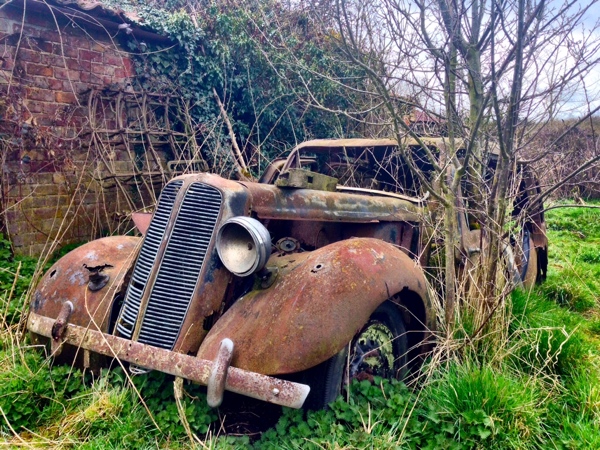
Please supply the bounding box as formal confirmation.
[0,3,159,256]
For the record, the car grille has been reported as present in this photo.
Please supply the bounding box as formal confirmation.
[117,181,222,350]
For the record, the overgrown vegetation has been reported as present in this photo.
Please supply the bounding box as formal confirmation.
[106,0,373,178]
[0,205,597,448]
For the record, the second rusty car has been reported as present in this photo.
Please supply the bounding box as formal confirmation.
[28,138,547,409]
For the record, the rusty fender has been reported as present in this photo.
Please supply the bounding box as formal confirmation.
[30,236,141,332]
[197,237,430,375]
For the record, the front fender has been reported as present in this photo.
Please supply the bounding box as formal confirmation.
[197,238,430,375]
[30,236,141,332]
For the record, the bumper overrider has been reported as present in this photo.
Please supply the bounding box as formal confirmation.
[27,310,310,409]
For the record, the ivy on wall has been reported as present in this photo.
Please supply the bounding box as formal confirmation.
[109,0,370,177]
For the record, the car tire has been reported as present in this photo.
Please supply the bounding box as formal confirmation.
[302,300,408,410]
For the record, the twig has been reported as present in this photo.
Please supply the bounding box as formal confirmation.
[212,87,251,180]
[543,203,600,213]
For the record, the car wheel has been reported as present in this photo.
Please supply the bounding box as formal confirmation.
[302,300,408,410]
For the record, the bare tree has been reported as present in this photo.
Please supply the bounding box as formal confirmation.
[250,0,600,333]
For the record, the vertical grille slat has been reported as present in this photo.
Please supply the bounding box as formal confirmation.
[117,180,183,339]
[117,181,222,350]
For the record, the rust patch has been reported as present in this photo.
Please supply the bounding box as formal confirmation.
[131,212,152,236]
[197,238,431,375]
[28,312,310,409]
[31,236,141,333]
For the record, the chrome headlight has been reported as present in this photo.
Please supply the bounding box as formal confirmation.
[216,217,271,277]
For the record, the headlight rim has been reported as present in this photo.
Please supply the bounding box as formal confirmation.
[216,216,271,277]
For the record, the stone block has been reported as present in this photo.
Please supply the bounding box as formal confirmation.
[34,206,66,220]
[33,183,59,196]
[43,194,70,207]
[52,172,66,185]
[32,173,54,184]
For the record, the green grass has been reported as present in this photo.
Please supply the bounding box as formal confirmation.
[0,204,599,448]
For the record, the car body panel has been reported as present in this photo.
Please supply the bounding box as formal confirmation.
[196,238,431,375]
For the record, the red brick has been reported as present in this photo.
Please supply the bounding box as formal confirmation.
[40,102,62,116]
[91,62,106,75]
[54,67,80,81]
[55,91,77,103]
[17,48,41,63]
[67,81,89,93]
[23,100,42,113]
[123,58,134,77]
[79,71,102,85]
[40,53,67,67]
[66,58,91,72]
[26,87,54,102]
[26,63,53,77]
[0,60,15,71]
[79,49,102,62]
[53,43,78,58]
[104,53,124,66]
[31,76,50,89]
[0,17,11,34]
[47,78,64,90]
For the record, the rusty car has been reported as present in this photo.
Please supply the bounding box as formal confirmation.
[27,138,547,410]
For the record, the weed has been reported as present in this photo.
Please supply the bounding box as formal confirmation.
[0,351,86,432]
[0,235,41,325]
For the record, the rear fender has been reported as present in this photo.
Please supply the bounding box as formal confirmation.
[197,238,432,375]
[31,236,141,332]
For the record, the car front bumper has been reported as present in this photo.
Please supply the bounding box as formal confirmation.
[27,311,310,409]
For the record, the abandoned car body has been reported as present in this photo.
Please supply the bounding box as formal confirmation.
[28,138,547,409]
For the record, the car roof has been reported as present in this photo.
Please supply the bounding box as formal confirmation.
[292,138,500,156]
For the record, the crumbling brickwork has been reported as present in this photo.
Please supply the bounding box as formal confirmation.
[0,2,155,256]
